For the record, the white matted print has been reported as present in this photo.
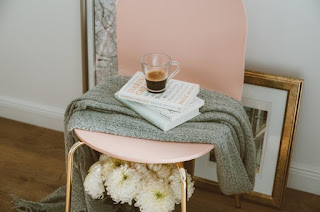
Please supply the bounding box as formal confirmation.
[194,83,288,196]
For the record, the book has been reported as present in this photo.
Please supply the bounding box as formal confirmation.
[118,71,200,112]
[114,92,202,131]
[143,97,204,121]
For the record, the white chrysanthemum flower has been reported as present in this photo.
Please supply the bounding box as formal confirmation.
[147,163,162,172]
[101,157,127,182]
[132,163,149,175]
[132,163,149,177]
[85,157,195,211]
[135,180,175,212]
[132,163,157,182]
[105,164,141,205]
[169,169,195,204]
[99,154,109,162]
[155,164,174,179]
[84,162,105,199]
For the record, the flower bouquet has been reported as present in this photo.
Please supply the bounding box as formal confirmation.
[84,154,195,212]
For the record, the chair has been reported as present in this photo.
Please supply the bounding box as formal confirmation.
[66,0,247,211]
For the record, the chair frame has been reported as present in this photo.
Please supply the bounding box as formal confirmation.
[73,0,245,210]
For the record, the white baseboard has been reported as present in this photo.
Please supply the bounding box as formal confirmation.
[0,96,64,132]
[287,162,320,195]
[1,96,320,195]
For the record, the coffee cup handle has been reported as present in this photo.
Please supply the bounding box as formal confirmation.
[167,61,180,81]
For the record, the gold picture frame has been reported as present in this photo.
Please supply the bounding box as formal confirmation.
[192,70,303,208]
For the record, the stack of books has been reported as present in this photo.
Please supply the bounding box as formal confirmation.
[115,72,204,131]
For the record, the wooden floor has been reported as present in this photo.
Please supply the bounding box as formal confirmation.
[0,117,319,212]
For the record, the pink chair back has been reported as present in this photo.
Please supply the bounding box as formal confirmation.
[116,0,247,100]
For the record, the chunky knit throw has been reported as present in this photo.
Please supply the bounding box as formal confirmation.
[13,76,255,212]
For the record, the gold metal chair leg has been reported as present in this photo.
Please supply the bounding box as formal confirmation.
[235,194,241,208]
[65,141,85,212]
[177,162,187,212]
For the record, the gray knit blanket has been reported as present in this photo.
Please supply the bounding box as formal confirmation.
[13,76,255,212]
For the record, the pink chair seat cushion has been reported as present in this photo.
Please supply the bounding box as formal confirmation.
[75,129,214,164]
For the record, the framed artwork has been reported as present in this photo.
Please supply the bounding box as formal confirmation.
[193,71,303,208]
[81,0,118,92]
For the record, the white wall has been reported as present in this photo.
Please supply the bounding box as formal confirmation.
[0,0,319,195]
[0,0,82,131]
[244,0,320,194]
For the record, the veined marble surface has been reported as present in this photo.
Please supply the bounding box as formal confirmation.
[95,0,118,84]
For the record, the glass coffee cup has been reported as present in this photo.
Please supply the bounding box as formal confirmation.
[141,53,180,93]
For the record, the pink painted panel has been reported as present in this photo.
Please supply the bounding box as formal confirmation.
[75,129,214,164]
[117,0,247,100]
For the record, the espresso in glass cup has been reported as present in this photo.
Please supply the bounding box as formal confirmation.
[141,53,180,93]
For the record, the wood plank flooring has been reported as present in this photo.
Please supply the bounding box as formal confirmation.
[0,117,319,212]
